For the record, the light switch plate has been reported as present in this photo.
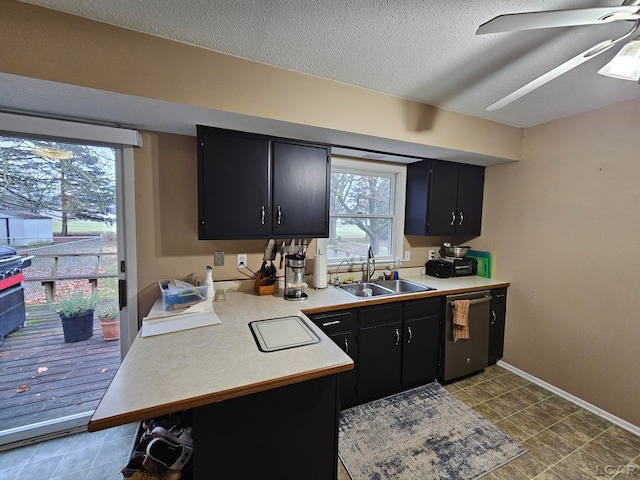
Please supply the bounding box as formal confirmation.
[214,251,224,266]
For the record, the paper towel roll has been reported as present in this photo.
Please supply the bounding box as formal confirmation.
[313,253,328,289]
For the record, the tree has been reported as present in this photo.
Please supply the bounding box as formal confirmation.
[0,136,116,235]
[330,171,391,254]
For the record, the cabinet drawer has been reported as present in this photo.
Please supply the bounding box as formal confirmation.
[307,310,354,334]
[403,297,441,318]
[359,303,403,327]
[491,288,507,304]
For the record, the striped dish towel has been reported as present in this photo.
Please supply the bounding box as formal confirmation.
[453,299,470,342]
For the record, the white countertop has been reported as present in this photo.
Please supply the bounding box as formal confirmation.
[88,271,509,431]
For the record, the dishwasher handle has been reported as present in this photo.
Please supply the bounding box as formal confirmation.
[449,295,492,308]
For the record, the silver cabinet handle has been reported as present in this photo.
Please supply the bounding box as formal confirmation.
[277,205,282,225]
[322,320,341,327]
[407,326,413,344]
[344,338,349,354]
[459,211,464,226]
[491,310,496,325]
[261,205,265,225]
[395,328,400,346]
[450,211,456,226]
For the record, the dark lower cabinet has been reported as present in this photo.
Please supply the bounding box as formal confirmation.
[358,318,403,401]
[402,297,441,387]
[307,309,357,409]
[489,288,507,365]
[193,375,339,480]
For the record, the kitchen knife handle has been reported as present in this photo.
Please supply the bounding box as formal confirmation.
[261,205,265,225]
[395,328,400,346]
[450,211,456,226]
[459,211,464,226]
[407,326,413,344]
[277,205,282,224]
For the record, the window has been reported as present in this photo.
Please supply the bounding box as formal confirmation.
[325,157,406,266]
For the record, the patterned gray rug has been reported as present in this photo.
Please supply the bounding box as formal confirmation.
[339,382,526,480]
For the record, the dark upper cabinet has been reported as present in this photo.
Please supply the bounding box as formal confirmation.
[405,159,485,236]
[271,141,330,237]
[197,126,330,239]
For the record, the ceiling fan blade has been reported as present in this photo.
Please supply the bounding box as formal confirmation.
[486,40,618,111]
[477,6,639,34]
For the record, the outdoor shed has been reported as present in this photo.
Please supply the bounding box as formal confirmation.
[0,211,53,247]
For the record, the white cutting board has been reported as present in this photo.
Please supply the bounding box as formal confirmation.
[250,316,320,352]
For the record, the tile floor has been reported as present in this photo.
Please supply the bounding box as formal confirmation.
[448,365,640,479]
[2,365,640,479]
[0,423,137,480]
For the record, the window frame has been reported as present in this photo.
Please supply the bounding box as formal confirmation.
[321,156,406,268]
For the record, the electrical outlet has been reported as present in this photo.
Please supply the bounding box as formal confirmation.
[428,249,436,260]
[214,251,224,266]
[237,253,247,268]
[404,250,410,261]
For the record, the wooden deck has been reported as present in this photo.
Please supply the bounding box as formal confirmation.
[0,305,120,432]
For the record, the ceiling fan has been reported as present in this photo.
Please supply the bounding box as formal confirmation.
[477,1,640,110]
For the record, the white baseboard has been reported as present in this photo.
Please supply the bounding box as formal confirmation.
[497,360,640,437]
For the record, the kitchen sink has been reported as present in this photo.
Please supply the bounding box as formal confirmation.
[376,279,435,294]
[336,282,395,298]
[335,279,435,298]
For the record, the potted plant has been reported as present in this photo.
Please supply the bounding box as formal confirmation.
[54,291,98,343]
[98,306,119,341]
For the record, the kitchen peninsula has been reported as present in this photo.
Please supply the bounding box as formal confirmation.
[88,271,509,479]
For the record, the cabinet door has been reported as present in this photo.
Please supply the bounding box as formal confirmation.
[427,161,459,235]
[357,321,402,401]
[329,331,358,408]
[402,313,441,387]
[489,289,507,365]
[272,142,330,237]
[198,128,271,239]
[456,164,485,236]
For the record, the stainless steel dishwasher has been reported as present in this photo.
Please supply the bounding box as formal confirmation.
[443,290,492,381]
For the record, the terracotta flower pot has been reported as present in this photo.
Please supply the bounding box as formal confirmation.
[99,318,119,341]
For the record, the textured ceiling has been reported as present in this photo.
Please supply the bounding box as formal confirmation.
[6,1,640,137]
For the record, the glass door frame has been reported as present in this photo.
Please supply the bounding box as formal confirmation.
[0,113,139,449]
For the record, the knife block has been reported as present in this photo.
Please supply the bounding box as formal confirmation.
[254,273,275,296]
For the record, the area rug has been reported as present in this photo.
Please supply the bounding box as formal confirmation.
[338,382,526,480]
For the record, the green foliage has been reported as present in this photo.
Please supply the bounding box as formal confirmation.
[97,306,119,320]
[54,291,99,317]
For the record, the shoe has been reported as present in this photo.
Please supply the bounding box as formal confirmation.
[146,437,193,471]
[151,426,194,447]
[122,453,161,479]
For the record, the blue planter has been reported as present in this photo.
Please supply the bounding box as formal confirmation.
[60,310,94,343]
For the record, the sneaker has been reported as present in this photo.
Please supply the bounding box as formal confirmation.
[146,437,193,471]
[151,426,194,447]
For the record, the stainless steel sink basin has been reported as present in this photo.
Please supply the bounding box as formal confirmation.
[335,279,435,298]
[336,282,394,298]
[376,279,435,294]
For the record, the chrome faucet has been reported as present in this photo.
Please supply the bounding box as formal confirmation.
[365,245,375,281]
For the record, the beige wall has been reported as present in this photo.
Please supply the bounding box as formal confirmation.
[473,98,640,426]
[1,1,520,160]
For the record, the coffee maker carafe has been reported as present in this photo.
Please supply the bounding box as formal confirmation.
[284,254,308,301]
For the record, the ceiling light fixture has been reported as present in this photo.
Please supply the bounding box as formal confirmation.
[598,37,640,81]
